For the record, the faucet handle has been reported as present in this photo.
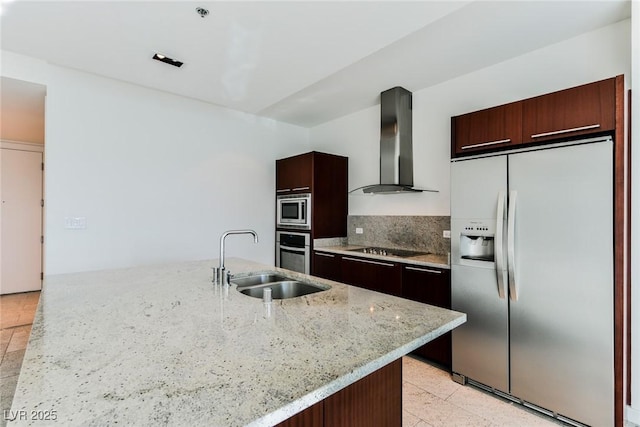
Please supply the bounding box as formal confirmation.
[223,269,232,285]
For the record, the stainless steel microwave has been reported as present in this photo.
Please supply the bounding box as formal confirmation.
[277,193,311,230]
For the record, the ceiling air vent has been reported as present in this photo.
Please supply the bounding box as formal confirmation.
[152,53,183,68]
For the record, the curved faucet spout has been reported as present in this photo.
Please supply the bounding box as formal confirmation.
[219,229,259,271]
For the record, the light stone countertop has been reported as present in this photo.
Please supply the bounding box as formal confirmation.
[9,258,465,427]
[314,245,450,269]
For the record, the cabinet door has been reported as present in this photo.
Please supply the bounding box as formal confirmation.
[522,77,615,143]
[452,102,522,157]
[402,265,451,369]
[340,256,401,297]
[311,153,348,238]
[312,251,342,282]
[276,153,313,194]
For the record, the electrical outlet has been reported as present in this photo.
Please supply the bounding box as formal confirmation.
[443,230,451,238]
[355,227,364,234]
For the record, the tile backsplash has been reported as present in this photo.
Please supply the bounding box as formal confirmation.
[347,215,450,255]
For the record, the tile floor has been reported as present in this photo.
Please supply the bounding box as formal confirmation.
[1,291,40,427]
[0,291,565,426]
[402,356,563,426]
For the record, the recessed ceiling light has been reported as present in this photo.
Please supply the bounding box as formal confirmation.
[152,53,183,68]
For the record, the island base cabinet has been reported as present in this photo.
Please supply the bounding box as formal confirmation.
[276,402,324,427]
[276,359,402,427]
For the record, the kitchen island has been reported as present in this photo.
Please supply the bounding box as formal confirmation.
[8,258,465,426]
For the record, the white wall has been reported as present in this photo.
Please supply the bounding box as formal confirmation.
[0,77,46,144]
[1,51,310,275]
[310,19,631,218]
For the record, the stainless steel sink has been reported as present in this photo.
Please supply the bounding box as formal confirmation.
[231,273,330,299]
[230,274,290,288]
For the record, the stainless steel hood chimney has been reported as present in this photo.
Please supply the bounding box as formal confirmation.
[350,87,437,194]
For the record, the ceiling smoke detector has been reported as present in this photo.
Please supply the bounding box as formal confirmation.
[195,7,209,18]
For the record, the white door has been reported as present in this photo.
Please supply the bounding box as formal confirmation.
[1,147,43,294]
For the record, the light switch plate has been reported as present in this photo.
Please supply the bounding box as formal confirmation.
[355,227,363,234]
[65,217,87,229]
[443,230,451,238]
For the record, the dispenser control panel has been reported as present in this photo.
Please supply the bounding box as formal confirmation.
[463,226,489,232]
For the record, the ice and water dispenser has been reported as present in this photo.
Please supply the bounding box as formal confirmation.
[460,233,494,262]
[454,221,496,263]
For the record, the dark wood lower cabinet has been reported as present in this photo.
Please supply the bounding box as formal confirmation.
[312,251,342,282]
[340,256,402,297]
[276,359,402,427]
[401,265,452,369]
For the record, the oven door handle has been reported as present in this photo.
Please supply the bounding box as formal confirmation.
[279,244,307,253]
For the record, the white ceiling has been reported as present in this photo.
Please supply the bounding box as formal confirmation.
[0,1,631,128]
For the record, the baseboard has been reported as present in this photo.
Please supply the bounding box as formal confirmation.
[626,405,640,426]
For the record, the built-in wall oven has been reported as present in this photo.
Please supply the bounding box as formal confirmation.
[276,231,310,274]
[276,193,311,230]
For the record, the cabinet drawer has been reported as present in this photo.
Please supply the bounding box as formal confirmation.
[312,251,342,282]
[452,102,522,157]
[341,256,402,296]
[402,265,450,307]
[522,77,615,143]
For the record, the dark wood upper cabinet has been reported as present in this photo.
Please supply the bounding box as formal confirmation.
[522,77,616,143]
[276,151,348,239]
[452,76,619,158]
[276,153,313,194]
[452,102,522,157]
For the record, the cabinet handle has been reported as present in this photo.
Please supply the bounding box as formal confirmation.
[315,252,335,258]
[292,186,310,191]
[276,189,291,193]
[531,124,600,139]
[280,244,306,253]
[342,256,394,267]
[405,266,442,274]
[461,138,511,150]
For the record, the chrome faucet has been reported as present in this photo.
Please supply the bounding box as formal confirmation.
[214,229,259,285]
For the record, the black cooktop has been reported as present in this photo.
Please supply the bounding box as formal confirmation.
[347,247,430,258]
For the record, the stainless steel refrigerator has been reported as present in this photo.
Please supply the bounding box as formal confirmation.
[450,136,613,427]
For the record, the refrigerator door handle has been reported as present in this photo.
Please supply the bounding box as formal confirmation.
[495,191,507,299]
[507,190,519,301]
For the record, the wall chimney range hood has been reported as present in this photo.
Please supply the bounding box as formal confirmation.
[350,87,437,195]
